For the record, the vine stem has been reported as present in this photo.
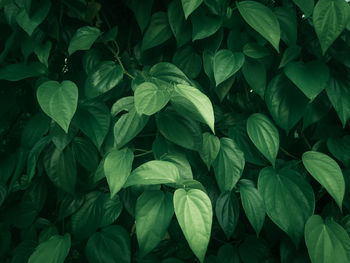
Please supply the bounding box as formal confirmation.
[134,150,153,157]
[106,44,135,80]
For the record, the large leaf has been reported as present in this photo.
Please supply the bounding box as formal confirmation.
[213,49,244,86]
[246,113,279,166]
[37,80,78,133]
[199,132,220,169]
[237,1,280,51]
[124,160,180,187]
[135,190,174,256]
[258,167,315,245]
[302,151,345,209]
[28,234,70,263]
[239,179,265,236]
[174,189,212,263]
[171,84,215,133]
[213,138,245,192]
[85,225,131,263]
[181,0,203,19]
[313,0,350,54]
[104,148,134,198]
[68,26,101,55]
[305,215,350,263]
[215,191,239,240]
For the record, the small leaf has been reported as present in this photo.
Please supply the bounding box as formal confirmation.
[216,191,239,240]
[199,133,220,169]
[68,26,101,55]
[104,148,134,198]
[174,189,212,263]
[302,151,345,209]
[293,0,314,17]
[37,80,78,133]
[305,215,350,263]
[181,0,203,19]
[213,50,244,86]
[246,113,279,166]
[237,1,280,51]
[191,7,222,41]
[279,45,301,69]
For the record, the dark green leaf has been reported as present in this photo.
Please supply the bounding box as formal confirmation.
[68,26,101,55]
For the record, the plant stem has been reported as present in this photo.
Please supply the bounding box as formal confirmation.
[280,147,298,160]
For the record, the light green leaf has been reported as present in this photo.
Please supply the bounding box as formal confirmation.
[0,62,47,81]
[237,1,280,51]
[258,167,315,245]
[124,160,180,187]
[85,225,131,263]
[37,80,78,133]
[313,0,350,54]
[181,0,203,19]
[213,138,245,192]
[85,61,123,98]
[246,113,279,166]
[199,133,220,170]
[28,234,70,263]
[239,179,265,236]
[136,190,174,256]
[213,49,244,86]
[302,151,345,209]
[134,82,171,115]
[104,148,134,198]
[68,26,101,55]
[293,0,314,17]
[305,215,350,263]
[174,189,212,263]
[171,84,215,133]
[284,61,329,100]
[215,191,239,240]
[160,152,193,180]
[142,12,172,51]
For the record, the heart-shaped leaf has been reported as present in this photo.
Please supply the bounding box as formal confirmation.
[213,50,244,86]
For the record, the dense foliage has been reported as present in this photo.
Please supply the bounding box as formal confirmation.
[1,0,350,262]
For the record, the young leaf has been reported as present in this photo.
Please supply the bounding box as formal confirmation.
[68,26,101,55]
[136,191,174,256]
[124,160,180,187]
[37,80,78,133]
[302,151,345,209]
[305,215,350,263]
[313,0,350,54]
[239,179,265,236]
[28,234,71,263]
[213,138,245,192]
[237,1,280,51]
[199,133,220,170]
[174,189,212,263]
[104,148,134,198]
[215,191,240,240]
[246,113,279,166]
[213,50,244,86]
[258,167,315,245]
[181,0,203,19]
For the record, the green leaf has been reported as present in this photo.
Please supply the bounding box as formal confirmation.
[172,45,202,78]
[213,49,244,86]
[85,61,123,98]
[243,43,272,59]
[279,45,301,69]
[305,215,350,263]
[302,151,345,209]
[124,160,180,187]
[258,167,315,245]
[174,189,212,263]
[265,74,308,133]
[142,12,172,51]
[217,244,240,263]
[237,1,280,51]
[127,0,153,32]
[239,179,265,236]
[0,62,47,81]
[327,135,350,167]
[114,107,149,149]
[99,194,123,228]
[239,236,270,263]
[37,80,78,133]
[181,0,203,19]
[149,62,192,86]
[191,7,222,41]
[199,132,220,169]
[34,41,52,68]
[171,84,215,133]
[104,148,134,198]
[275,6,297,46]
[313,0,350,54]
[44,146,77,194]
[246,113,279,166]
[168,0,191,47]
[284,61,329,100]
[68,26,101,55]
[242,58,266,99]
[293,0,314,17]
[213,138,245,192]
[75,101,110,149]
[72,137,99,172]
[136,190,174,256]
[160,152,193,180]
[85,225,131,263]
[215,191,239,240]
[28,234,70,263]
[134,82,171,115]
[156,108,202,151]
